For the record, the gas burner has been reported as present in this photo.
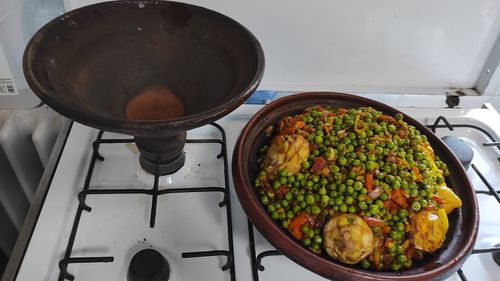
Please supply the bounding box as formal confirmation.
[128,249,170,281]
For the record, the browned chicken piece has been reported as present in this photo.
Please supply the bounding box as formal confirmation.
[436,185,462,214]
[323,214,375,264]
[411,209,449,253]
[261,134,309,180]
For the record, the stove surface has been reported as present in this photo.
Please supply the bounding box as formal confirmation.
[13,104,500,281]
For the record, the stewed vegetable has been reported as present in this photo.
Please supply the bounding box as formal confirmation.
[254,106,462,271]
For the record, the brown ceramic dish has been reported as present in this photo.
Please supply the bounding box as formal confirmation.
[232,92,478,281]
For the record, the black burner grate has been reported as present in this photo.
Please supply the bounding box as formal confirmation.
[58,123,236,281]
[247,116,500,281]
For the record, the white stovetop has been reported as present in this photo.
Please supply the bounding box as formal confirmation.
[15,103,500,281]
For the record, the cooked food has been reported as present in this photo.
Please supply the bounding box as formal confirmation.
[436,186,462,214]
[323,214,375,264]
[411,209,449,252]
[261,134,310,180]
[254,106,461,271]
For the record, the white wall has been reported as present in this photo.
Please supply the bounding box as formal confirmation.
[68,0,500,94]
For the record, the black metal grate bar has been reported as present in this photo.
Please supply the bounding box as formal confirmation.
[59,257,113,281]
[457,268,467,281]
[471,164,500,204]
[58,123,236,281]
[248,115,500,281]
[483,141,500,147]
[472,247,500,254]
[182,250,232,271]
[256,251,281,271]
[248,220,259,281]
[58,131,105,281]
[430,116,454,133]
[475,190,500,195]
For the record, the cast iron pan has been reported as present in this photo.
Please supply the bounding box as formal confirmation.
[23,0,264,137]
[233,92,478,281]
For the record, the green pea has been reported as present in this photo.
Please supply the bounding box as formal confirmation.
[311,175,319,183]
[358,131,367,139]
[306,195,315,205]
[311,206,321,215]
[396,222,405,232]
[260,193,269,203]
[412,201,421,211]
[395,113,403,121]
[369,204,379,215]
[346,186,355,195]
[314,135,323,145]
[358,201,368,210]
[392,181,401,189]
[410,189,419,197]
[320,178,328,186]
[273,181,281,189]
[389,231,402,240]
[366,161,377,171]
[353,181,363,191]
[281,200,289,208]
[302,238,311,246]
[306,181,314,188]
[348,205,357,213]
[386,175,395,184]
[399,209,409,218]
[340,204,348,213]
[360,259,370,269]
[338,156,348,166]
[390,263,401,271]
[271,211,279,220]
[281,220,289,228]
[396,254,407,263]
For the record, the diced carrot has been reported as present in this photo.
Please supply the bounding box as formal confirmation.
[311,157,327,174]
[376,114,397,124]
[363,217,385,227]
[276,185,288,197]
[411,166,422,181]
[391,189,408,208]
[384,200,397,211]
[365,172,374,192]
[295,121,306,129]
[338,108,348,115]
[381,225,391,234]
[373,246,382,270]
[432,194,443,204]
[288,213,310,240]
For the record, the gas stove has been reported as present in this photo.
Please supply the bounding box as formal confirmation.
[5,99,500,281]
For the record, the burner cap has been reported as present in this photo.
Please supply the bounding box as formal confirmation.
[441,136,474,170]
[128,249,170,281]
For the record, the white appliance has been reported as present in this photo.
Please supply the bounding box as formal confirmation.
[2,102,500,281]
[1,0,500,281]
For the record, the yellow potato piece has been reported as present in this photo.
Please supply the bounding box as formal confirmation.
[261,134,309,179]
[411,209,449,253]
[323,214,375,264]
[436,185,462,214]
